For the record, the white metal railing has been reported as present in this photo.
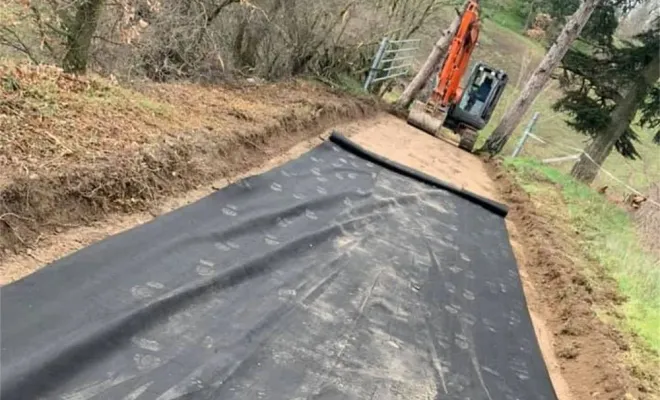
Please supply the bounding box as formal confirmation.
[363,37,420,91]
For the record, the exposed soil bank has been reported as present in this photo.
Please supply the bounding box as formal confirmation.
[487,161,658,400]
[0,65,378,257]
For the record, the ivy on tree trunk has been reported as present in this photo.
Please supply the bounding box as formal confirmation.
[62,0,106,73]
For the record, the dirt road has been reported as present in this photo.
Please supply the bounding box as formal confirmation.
[1,113,643,400]
[343,116,573,400]
[1,114,496,283]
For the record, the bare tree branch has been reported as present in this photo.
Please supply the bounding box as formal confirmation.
[0,26,40,64]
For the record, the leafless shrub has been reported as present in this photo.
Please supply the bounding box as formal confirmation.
[0,1,66,64]
[525,28,546,41]
[1,0,451,82]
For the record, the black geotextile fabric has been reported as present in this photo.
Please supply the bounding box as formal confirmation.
[1,133,557,400]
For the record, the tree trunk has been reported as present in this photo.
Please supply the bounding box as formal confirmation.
[233,0,283,71]
[233,17,259,71]
[480,0,601,155]
[195,0,240,47]
[393,1,467,109]
[571,52,660,183]
[62,0,106,73]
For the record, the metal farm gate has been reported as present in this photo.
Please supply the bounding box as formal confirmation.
[363,37,420,91]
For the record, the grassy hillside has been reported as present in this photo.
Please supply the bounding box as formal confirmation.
[408,3,660,198]
[507,159,660,353]
[477,9,659,198]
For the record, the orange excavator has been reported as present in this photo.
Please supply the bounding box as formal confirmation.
[407,0,508,152]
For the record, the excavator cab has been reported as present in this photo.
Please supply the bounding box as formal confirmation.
[405,0,509,152]
[447,62,508,132]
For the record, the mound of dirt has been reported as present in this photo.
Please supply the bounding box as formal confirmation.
[487,161,658,400]
[0,63,378,257]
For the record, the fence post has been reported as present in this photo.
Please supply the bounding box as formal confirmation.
[363,37,389,91]
[511,112,540,157]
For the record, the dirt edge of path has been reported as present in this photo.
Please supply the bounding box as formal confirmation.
[486,160,658,400]
[0,98,378,259]
[0,116,391,283]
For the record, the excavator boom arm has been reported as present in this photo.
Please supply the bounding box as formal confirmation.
[432,0,481,107]
[405,0,508,153]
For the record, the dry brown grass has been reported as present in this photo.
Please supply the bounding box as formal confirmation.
[0,62,378,256]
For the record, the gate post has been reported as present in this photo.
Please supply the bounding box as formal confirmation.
[363,37,389,91]
[511,112,540,157]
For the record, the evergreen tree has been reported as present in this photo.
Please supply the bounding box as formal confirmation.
[480,0,602,155]
[553,15,659,183]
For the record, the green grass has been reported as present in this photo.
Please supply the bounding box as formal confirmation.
[506,157,660,353]
[333,73,368,96]
[0,3,40,60]
[482,6,527,32]
[134,96,174,117]
[315,73,370,98]
[471,14,660,198]
[487,80,660,197]
[405,6,660,197]
[481,0,525,31]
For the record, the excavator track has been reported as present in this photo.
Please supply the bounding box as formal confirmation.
[404,0,506,154]
[457,126,478,153]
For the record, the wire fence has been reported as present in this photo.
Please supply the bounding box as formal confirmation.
[362,38,658,209]
[363,37,421,91]
[511,113,660,209]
